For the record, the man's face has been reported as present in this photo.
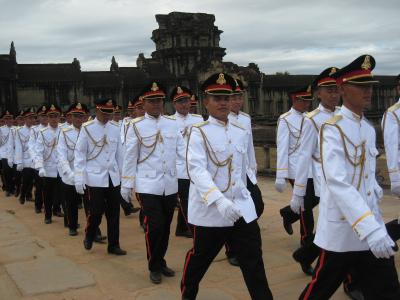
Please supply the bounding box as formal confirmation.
[113,113,122,122]
[4,118,13,127]
[48,114,60,128]
[317,86,340,111]
[96,110,112,124]
[174,97,191,116]
[39,115,48,126]
[229,93,244,113]
[143,98,163,116]
[293,98,311,113]
[66,114,72,124]
[127,109,135,118]
[25,115,36,127]
[204,94,230,121]
[17,118,25,126]
[135,105,145,117]
[339,83,374,110]
[71,113,87,129]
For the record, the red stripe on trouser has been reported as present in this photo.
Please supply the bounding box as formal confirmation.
[181,225,196,295]
[303,250,326,300]
[144,216,152,262]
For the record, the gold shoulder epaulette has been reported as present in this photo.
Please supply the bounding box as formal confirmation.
[62,127,72,133]
[192,114,203,118]
[231,121,245,130]
[131,116,144,124]
[388,102,400,113]
[306,108,320,119]
[325,115,343,125]
[82,120,94,127]
[193,121,209,128]
[280,111,291,119]
[163,115,176,120]
[40,127,48,132]
[239,111,250,118]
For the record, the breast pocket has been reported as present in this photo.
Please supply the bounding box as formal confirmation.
[163,132,177,149]
[107,138,118,151]
[138,169,157,178]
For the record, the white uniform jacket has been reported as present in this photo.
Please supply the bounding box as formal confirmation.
[0,125,12,159]
[121,113,184,196]
[276,107,308,179]
[293,104,338,197]
[29,124,45,169]
[74,118,123,188]
[175,112,204,180]
[381,99,400,184]
[36,126,60,178]
[14,125,34,168]
[186,116,257,227]
[314,105,386,252]
[228,111,257,184]
[6,126,18,166]
[57,125,79,185]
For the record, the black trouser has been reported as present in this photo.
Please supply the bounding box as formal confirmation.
[137,193,176,272]
[1,159,14,193]
[43,176,60,220]
[63,182,80,230]
[14,166,22,194]
[135,193,145,227]
[280,179,319,244]
[299,249,400,300]
[181,219,273,300]
[82,188,103,238]
[85,179,121,250]
[33,170,43,210]
[20,167,35,200]
[176,179,192,234]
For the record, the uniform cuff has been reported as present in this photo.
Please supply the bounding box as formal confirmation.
[293,183,306,197]
[276,169,288,178]
[202,187,223,206]
[352,212,381,241]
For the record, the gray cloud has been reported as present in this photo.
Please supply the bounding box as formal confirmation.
[0,0,399,74]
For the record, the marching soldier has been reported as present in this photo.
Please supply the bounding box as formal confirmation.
[14,108,37,204]
[36,105,62,224]
[180,73,273,300]
[57,103,89,236]
[275,86,313,241]
[121,81,185,284]
[113,105,123,124]
[75,98,126,255]
[170,86,203,238]
[0,111,15,196]
[299,55,400,299]
[10,110,25,198]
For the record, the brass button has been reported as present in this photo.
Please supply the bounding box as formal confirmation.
[228,140,232,144]
[232,182,235,186]
[365,174,368,179]
[367,191,371,196]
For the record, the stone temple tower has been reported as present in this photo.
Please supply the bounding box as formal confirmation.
[150,12,226,79]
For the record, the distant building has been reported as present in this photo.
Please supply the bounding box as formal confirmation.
[0,11,397,121]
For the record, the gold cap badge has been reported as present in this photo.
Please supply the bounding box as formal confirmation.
[30,107,34,113]
[216,73,226,85]
[50,104,55,110]
[106,99,113,106]
[42,106,46,112]
[151,82,159,91]
[329,68,337,76]
[307,85,311,93]
[76,103,82,109]
[361,55,371,70]
[177,87,183,94]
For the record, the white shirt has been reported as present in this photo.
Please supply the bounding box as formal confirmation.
[74,118,123,188]
[57,125,79,185]
[314,105,385,252]
[381,98,400,184]
[175,111,204,179]
[0,125,12,159]
[29,124,46,170]
[36,125,60,178]
[14,125,33,168]
[187,116,257,227]
[121,113,185,195]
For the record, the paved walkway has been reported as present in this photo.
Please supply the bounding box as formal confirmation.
[0,177,399,299]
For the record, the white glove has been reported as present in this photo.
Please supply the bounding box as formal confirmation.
[290,194,304,214]
[75,183,85,195]
[215,197,241,223]
[391,182,400,197]
[16,164,23,172]
[38,168,46,177]
[366,228,395,259]
[7,160,13,168]
[275,178,287,193]
[121,187,132,203]
[65,171,74,184]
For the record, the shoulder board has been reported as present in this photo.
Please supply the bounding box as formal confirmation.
[191,114,203,118]
[239,111,250,118]
[388,102,400,113]
[280,111,291,119]
[109,120,119,127]
[325,115,343,125]
[131,116,144,124]
[193,121,209,128]
[62,127,72,133]
[231,121,245,130]
[82,120,94,127]
[306,108,320,119]
[163,115,176,120]
[40,127,48,132]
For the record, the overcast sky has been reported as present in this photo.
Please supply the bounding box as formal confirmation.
[0,0,399,75]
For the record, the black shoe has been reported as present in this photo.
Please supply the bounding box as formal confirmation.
[26,196,33,202]
[343,284,365,300]
[19,197,25,205]
[35,208,42,214]
[175,230,193,238]
[292,252,314,276]
[44,218,52,224]
[5,191,11,197]
[14,189,20,197]
[141,223,146,232]
[53,211,64,217]
[149,271,162,284]
[69,229,78,236]
[280,210,293,235]
[94,234,107,243]
[132,207,140,213]
[108,247,127,255]
[83,238,93,250]
[77,203,83,209]
[161,266,175,277]
[227,256,240,267]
